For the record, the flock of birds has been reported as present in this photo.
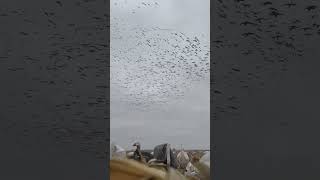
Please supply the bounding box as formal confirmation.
[112,0,160,14]
[0,0,210,160]
[212,0,320,121]
[1,0,108,159]
[2,0,318,162]
[111,0,210,111]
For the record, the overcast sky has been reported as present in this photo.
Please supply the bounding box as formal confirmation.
[110,0,210,150]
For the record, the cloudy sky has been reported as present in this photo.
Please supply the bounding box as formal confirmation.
[110,0,210,150]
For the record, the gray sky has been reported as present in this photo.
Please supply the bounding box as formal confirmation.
[110,0,210,150]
